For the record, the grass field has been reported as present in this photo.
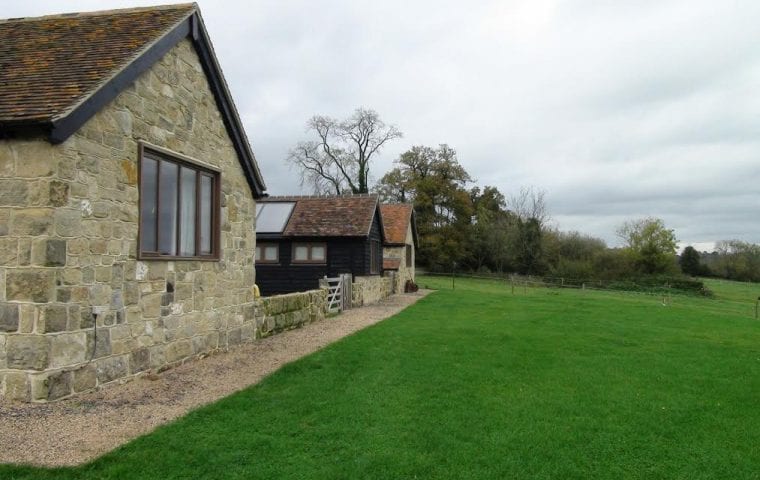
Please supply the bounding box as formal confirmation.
[3,276,760,479]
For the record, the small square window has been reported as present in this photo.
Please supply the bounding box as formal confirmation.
[292,243,327,264]
[264,246,278,261]
[294,246,309,261]
[255,243,279,263]
[311,245,325,262]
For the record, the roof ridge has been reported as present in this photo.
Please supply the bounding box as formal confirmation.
[0,3,196,24]
[263,193,379,200]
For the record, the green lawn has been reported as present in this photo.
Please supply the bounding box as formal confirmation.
[4,276,760,479]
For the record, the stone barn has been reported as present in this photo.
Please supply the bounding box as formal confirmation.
[0,4,267,401]
[379,204,418,292]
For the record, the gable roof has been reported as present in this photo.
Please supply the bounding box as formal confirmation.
[379,203,417,246]
[258,195,380,238]
[0,3,266,197]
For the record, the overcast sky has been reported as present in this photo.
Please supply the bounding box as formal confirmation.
[5,0,760,249]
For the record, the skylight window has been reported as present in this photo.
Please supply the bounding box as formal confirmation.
[256,202,295,233]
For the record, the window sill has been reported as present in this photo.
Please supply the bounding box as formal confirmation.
[137,254,220,262]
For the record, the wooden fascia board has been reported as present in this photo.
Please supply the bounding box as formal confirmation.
[39,11,266,199]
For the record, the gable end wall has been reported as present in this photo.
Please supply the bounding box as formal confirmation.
[0,39,258,402]
[383,222,416,292]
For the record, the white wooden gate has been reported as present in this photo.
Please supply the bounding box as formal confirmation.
[324,276,343,313]
[324,274,353,313]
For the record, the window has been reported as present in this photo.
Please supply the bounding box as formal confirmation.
[406,244,413,268]
[292,243,326,264]
[370,240,381,274]
[255,243,279,263]
[139,146,220,259]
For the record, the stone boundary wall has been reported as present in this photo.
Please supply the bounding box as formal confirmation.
[0,287,328,402]
[351,275,392,308]
[254,289,327,338]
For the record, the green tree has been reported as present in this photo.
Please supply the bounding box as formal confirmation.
[469,186,513,272]
[376,145,473,269]
[710,240,760,282]
[514,217,545,274]
[616,217,678,274]
[679,246,702,276]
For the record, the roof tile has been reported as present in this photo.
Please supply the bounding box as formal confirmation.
[260,195,379,237]
[0,4,195,123]
[379,203,413,244]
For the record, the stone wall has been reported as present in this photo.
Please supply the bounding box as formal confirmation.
[0,39,261,402]
[254,289,327,338]
[352,275,392,308]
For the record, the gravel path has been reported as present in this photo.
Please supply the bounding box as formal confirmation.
[0,290,431,467]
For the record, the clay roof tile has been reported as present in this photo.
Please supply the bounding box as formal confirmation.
[0,4,196,123]
[379,203,413,245]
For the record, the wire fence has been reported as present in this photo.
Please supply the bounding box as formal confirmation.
[418,270,760,319]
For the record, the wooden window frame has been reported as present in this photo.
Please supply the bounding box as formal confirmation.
[255,243,280,264]
[137,143,221,261]
[291,242,327,265]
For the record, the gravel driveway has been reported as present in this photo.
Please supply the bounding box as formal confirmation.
[0,290,431,467]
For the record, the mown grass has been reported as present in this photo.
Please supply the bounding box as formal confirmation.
[3,276,760,479]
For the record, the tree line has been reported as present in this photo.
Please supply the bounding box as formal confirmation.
[288,108,759,286]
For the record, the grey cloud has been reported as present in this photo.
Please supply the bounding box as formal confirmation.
[4,0,759,247]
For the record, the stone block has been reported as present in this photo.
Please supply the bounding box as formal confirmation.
[7,335,49,370]
[89,284,112,306]
[92,201,110,218]
[30,373,50,401]
[0,179,29,206]
[89,239,107,254]
[49,332,87,368]
[6,270,55,303]
[4,371,30,402]
[123,282,139,306]
[11,208,54,236]
[73,364,97,392]
[58,268,82,286]
[0,143,15,177]
[96,355,128,384]
[31,239,67,267]
[0,303,19,332]
[0,209,9,235]
[55,209,82,237]
[165,339,192,363]
[46,370,73,401]
[141,293,162,318]
[16,142,56,177]
[86,327,111,359]
[41,304,68,333]
[49,180,69,207]
[130,347,150,374]
[95,266,112,282]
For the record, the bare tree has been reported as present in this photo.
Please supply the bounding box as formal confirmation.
[508,186,549,226]
[287,107,402,194]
